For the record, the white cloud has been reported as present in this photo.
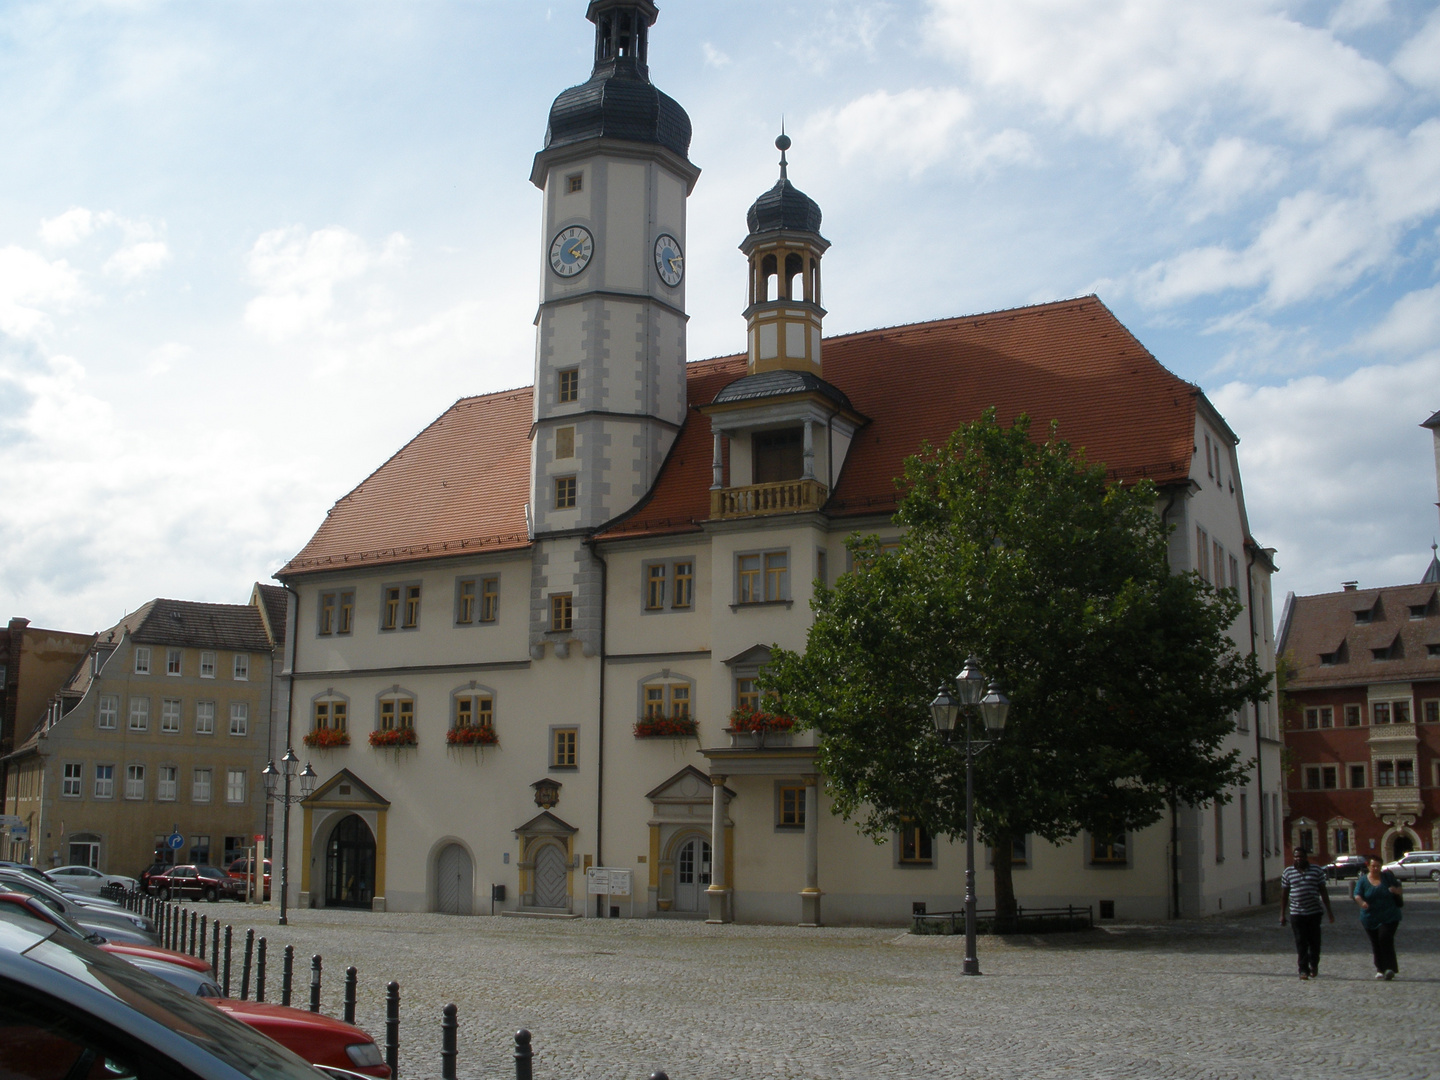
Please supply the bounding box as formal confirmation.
[1189,138,1287,219]
[244,226,408,343]
[1392,7,1440,92]
[0,246,83,338]
[145,341,191,377]
[925,0,1393,140]
[39,208,103,248]
[804,87,1036,177]
[1329,0,1393,33]
[1357,284,1440,356]
[701,42,730,68]
[104,239,171,279]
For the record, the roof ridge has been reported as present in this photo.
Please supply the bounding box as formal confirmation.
[807,294,1104,347]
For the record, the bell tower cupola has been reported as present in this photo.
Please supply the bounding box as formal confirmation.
[741,134,829,377]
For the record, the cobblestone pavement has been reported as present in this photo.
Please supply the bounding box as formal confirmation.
[208,886,1440,1080]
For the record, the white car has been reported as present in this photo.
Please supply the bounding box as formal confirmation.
[46,864,138,896]
[1381,851,1440,882]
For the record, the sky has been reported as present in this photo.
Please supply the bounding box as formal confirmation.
[2,0,1439,635]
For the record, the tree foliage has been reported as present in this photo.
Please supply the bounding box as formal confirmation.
[765,410,1271,913]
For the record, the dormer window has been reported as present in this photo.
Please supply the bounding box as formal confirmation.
[1319,652,1338,666]
[753,427,803,484]
[1354,610,1371,624]
[1410,604,1427,619]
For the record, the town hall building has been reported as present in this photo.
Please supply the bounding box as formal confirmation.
[275,0,1281,924]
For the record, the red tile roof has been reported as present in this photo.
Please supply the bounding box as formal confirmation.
[1281,583,1440,689]
[280,387,534,577]
[280,296,1202,568]
[601,295,1199,539]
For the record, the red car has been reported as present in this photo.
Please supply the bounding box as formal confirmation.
[149,863,241,902]
[0,891,212,975]
[227,856,273,899]
[208,999,390,1077]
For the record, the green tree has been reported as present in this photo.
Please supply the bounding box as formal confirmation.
[765,410,1271,924]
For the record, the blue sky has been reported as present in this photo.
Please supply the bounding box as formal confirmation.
[2,0,1438,632]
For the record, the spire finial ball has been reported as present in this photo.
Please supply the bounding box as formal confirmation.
[775,133,791,152]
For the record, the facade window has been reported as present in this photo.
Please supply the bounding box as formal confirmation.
[457,579,477,624]
[200,651,216,678]
[1318,707,1333,728]
[98,694,118,730]
[1213,541,1225,587]
[314,699,348,733]
[552,727,578,768]
[779,785,806,828]
[1298,827,1314,854]
[646,564,666,610]
[1349,764,1366,788]
[1214,804,1225,863]
[735,676,760,712]
[1334,827,1350,854]
[1396,759,1414,786]
[196,700,215,735]
[158,766,177,802]
[558,368,579,403]
[1090,832,1127,865]
[566,173,583,194]
[1376,761,1394,787]
[1345,704,1362,727]
[550,593,573,632]
[134,647,151,675]
[166,649,182,676]
[378,695,415,732]
[481,577,499,622]
[128,697,149,731]
[899,820,933,865]
[319,589,355,636]
[125,765,145,800]
[1321,766,1337,790]
[1424,700,1439,724]
[1304,766,1321,789]
[643,559,694,611]
[1195,527,1210,582]
[555,425,575,458]
[555,476,577,509]
[737,550,788,604]
[382,585,422,630]
[383,587,400,629]
[1228,554,1240,592]
[1240,794,1249,858]
[229,702,249,737]
[1373,702,1391,724]
[1393,700,1411,724]
[642,681,690,720]
[673,561,693,608]
[404,585,421,627]
[161,699,181,733]
[454,693,494,730]
[62,762,82,797]
[226,769,246,804]
[94,765,115,799]
[233,654,249,681]
[193,768,212,803]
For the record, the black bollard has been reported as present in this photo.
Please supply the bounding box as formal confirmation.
[344,967,357,1025]
[159,904,167,948]
[213,922,221,978]
[385,982,400,1079]
[650,1074,670,1080]
[241,928,254,1001]
[441,1004,457,1080]
[282,945,294,1007]
[513,1030,532,1080]
[223,926,233,997]
[199,915,207,961]
[256,937,267,1002]
[190,911,198,956]
[309,954,322,1013]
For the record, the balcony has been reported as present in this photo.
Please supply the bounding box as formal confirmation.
[1371,785,1422,818]
[710,478,828,520]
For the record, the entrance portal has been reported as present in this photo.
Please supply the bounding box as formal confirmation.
[673,837,711,912]
[1393,834,1415,861]
[435,844,473,915]
[533,844,569,909]
[325,814,376,909]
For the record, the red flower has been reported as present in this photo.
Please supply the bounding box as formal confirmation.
[447,725,498,746]
[303,728,350,749]
[633,716,699,738]
[727,707,795,734]
[369,727,418,748]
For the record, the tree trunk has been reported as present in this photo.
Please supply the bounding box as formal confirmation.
[991,829,1018,933]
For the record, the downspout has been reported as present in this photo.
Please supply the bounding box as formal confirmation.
[1161,485,1183,918]
[1245,544,1265,905]
[590,543,609,917]
[282,583,301,909]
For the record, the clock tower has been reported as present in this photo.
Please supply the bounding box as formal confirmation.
[527,1,699,658]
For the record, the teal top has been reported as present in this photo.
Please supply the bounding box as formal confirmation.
[1353,871,1402,929]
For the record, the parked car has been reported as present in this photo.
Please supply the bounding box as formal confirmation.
[47,864,140,896]
[228,856,274,899]
[150,863,243,902]
[0,910,324,1080]
[0,891,210,973]
[0,867,158,941]
[1382,850,1440,882]
[0,860,53,883]
[1324,854,1367,880]
[140,859,173,893]
[209,1000,391,1078]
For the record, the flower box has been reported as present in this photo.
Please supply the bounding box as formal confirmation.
[369,727,418,748]
[633,716,699,738]
[303,728,350,749]
[447,725,499,746]
[726,708,795,734]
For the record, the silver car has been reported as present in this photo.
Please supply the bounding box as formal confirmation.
[1382,850,1440,882]
[47,864,139,896]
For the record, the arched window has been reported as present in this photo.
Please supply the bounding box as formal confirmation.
[452,684,496,732]
[309,692,350,746]
[761,253,778,301]
[784,252,804,300]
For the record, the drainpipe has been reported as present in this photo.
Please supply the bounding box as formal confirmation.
[1160,485,1183,918]
[282,583,301,915]
[1245,544,1266,905]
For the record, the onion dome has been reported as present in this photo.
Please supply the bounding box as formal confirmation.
[745,134,823,235]
[542,1,692,161]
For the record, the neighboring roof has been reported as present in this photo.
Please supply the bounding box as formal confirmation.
[1283,582,1440,690]
[252,584,288,646]
[122,599,273,653]
[1423,543,1439,585]
[710,370,853,411]
[601,295,1201,540]
[279,387,533,577]
[1421,409,1440,429]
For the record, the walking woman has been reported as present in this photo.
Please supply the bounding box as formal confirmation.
[1352,854,1403,980]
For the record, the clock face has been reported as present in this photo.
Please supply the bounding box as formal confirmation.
[549,225,594,278]
[653,233,683,287]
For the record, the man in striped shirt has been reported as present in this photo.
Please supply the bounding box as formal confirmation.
[1280,846,1334,979]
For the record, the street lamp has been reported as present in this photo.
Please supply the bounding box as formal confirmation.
[262,748,317,926]
[930,656,1010,976]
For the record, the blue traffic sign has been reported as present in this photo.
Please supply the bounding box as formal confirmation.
[166,832,184,850]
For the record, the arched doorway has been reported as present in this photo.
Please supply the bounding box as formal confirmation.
[325,815,376,909]
[532,844,569,909]
[673,837,711,912]
[435,844,473,915]
[1392,833,1415,860]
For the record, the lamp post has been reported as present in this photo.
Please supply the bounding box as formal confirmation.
[930,656,1010,975]
[262,748,317,926]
